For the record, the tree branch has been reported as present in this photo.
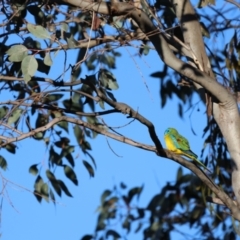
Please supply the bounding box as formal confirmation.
[0,100,119,118]
[58,0,240,218]
[60,0,233,104]
[1,114,238,218]
[0,115,156,151]
[82,80,164,153]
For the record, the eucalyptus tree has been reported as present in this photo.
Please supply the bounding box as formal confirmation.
[0,0,240,239]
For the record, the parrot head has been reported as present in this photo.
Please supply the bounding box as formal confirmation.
[164,128,178,135]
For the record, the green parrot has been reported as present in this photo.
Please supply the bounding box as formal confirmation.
[164,127,211,172]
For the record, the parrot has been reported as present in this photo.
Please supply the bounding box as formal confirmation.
[164,127,210,172]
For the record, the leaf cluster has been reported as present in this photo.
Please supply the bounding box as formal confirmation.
[81,171,235,240]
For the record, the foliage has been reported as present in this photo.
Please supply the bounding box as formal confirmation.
[81,173,236,240]
[0,0,240,239]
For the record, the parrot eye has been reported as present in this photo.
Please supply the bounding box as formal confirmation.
[164,129,170,134]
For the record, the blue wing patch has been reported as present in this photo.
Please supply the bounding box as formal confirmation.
[170,135,180,149]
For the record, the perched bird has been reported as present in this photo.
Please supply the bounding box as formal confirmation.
[164,128,210,172]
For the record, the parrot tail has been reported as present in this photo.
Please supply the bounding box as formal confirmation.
[183,150,198,160]
[183,150,212,173]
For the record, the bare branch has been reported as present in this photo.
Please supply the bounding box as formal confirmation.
[0,122,23,135]
[0,115,156,151]
[0,172,63,205]
[90,84,164,153]
[0,100,119,118]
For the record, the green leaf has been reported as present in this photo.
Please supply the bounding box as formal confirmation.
[35,113,48,128]
[0,156,7,170]
[86,152,97,169]
[60,145,75,167]
[66,34,78,48]
[106,91,117,102]
[61,23,69,32]
[43,52,52,66]
[177,174,192,185]
[107,79,118,90]
[49,188,55,203]
[7,45,28,62]
[43,94,63,103]
[80,235,93,240]
[128,186,143,203]
[51,110,62,119]
[44,137,50,145]
[46,170,62,197]
[98,69,119,90]
[54,49,59,58]
[46,169,55,180]
[57,121,68,133]
[32,114,47,139]
[41,183,49,194]
[99,100,105,109]
[49,146,62,166]
[40,183,49,202]
[74,125,83,145]
[106,230,121,239]
[55,141,65,149]
[27,5,46,26]
[122,216,131,233]
[50,180,61,197]
[34,176,44,191]
[58,180,73,197]
[85,74,97,84]
[29,164,39,176]
[105,55,116,68]
[27,23,51,39]
[64,165,78,185]
[82,160,94,177]
[81,140,92,152]
[120,182,127,189]
[34,176,44,202]
[33,190,42,203]
[21,55,38,83]
[134,222,143,233]
[65,153,75,168]
[96,214,106,231]
[113,17,124,28]
[137,208,144,219]
[33,132,44,140]
[176,167,183,181]
[7,109,22,125]
[63,97,82,112]
[140,44,150,56]
[24,37,41,49]
[36,58,50,74]
[101,190,111,204]
[5,143,16,154]
[28,80,40,93]
[23,74,31,83]
[0,106,8,119]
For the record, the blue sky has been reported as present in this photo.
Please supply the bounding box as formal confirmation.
[1,1,238,239]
